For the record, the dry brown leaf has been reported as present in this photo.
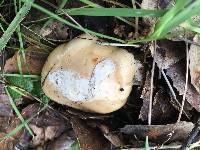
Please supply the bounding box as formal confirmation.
[22,103,70,128]
[97,124,124,147]
[0,133,19,150]
[0,117,23,150]
[0,84,13,117]
[40,21,70,40]
[45,132,76,150]
[139,72,176,123]
[139,72,151,121]
[166,61,200,112]
[70,117,109,150]
[4,46,48,75]
[189,35,200,94]
[150,40,185,69]
[30,124,45,147]
[120,121,194,143]
[151,89,176,123]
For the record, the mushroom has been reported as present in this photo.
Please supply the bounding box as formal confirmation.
[41,34,135,114]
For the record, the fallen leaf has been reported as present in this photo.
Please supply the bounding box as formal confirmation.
[96,123,124,147]
[4,46,48,75]
[150,40,185,69]
[70,117,109,150]
[139,72,176,123]
[22,103,69,127]
[30,124,45,147]
[40,20,70,41]
[120,121,194,143]
[139,72,151,121]
[0,117,23,150]
[45,132,77,150]
[0,84,13,117]
[189,35,200,94]
[151,89,177,123]
[166,61,200,112]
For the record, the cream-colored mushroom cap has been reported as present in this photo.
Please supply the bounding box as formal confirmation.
[41,34,135,114]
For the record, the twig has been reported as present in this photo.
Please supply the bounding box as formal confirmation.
[131,0,139,38]
[161,70,190,119]
[176,37,200,47]
[96,42,140,47]
[177,42,189,123]
[148,41,156,125]
[181,122,200,149]
[121,144,182,150]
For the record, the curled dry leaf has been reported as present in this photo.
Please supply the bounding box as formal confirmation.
[189,35,200,94]
[120,121,194,143]
[4,46,48,75]
[150,40,185,69]
[166,61,200,112]
[70,117,109,150]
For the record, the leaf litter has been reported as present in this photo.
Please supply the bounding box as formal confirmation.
[1,0,200,149]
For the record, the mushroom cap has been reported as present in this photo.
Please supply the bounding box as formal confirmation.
[41,34,135,114]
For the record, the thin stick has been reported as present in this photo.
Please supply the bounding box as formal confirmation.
[148,41,156,125]
[122,144,182,150]
[131,0,138,38]
[177,42,189,123]
[161,69,190,119]
[96,42,140,47]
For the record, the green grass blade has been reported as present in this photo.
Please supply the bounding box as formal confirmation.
[56,0,69,13]
[0,0,4,6]
[5,87,34,137]
[150,0,200,38]
[65,8,166,17]
[0,22,4,32]
[0,0,34,51]
[14,0,30,75]
[145,136,150,150]
[16,52,23,74]
[21,0,124,43]
[79,0,137,27]
[159,1,200,35]
[4,73,40,79]
[152,0,188,37]
[79,0,99,7]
